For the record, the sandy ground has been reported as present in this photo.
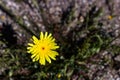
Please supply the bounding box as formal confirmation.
[0,0,120,80]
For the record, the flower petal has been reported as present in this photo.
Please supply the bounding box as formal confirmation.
[48,51,59,60]
[32,36,39,44]
[45,32,48,39]
[40,32,44,40]
[39,52,45,65]
[28,43,34,47]
[45,54,51,63]
[47,33,52,39]
[40,56,45,65]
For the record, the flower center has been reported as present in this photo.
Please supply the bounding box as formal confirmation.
[41,47,45,50]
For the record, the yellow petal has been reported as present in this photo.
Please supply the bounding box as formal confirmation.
[27,50,31,53]
[45,32,48,39]
[35,55,40,61]
[50,45,59,50]
[32,54,40,62]
[40,52,45,65]
[47,33,52,39]
[40,32,44,40]
[32,36,39,44]
[45,54,51,63]
[51,38,55,42]
[31,52,38,58]
[48,51,58,60]
[40,57,45,65]
[32,57,36,62]
[27,47,32,50]
[29,46,37,54]
[28,43,34,46]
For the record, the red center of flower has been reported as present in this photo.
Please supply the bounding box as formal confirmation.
[42,47,45,50]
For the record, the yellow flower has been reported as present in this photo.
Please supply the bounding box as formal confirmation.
[57,73,61,78]
[27,32,59,65]
[108,15,113,20]
[0,15,5,20]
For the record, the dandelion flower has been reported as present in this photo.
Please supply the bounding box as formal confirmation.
[27,32,59,65]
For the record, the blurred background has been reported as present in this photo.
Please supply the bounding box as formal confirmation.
[0,0,120,80]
